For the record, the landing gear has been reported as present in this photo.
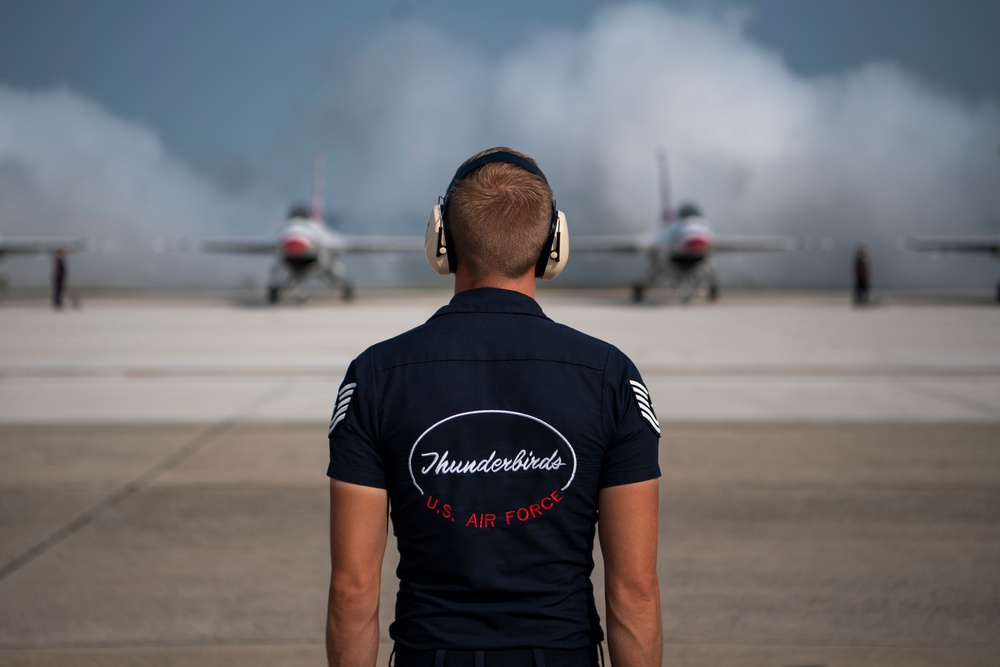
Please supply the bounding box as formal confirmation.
[629,261,717,305]
[319,267,353,303]
[267,261,291,305]
[996,280,1000,303]
[679,281,697,303]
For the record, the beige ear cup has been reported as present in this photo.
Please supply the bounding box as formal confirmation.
[539,210,569,280]
[425,205,451,276]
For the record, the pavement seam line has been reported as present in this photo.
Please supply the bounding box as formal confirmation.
[0,638,997,652]
[0,420,235,584]
[0,638,323,650]
[4,365,1000,379]
[902,380,1000,420]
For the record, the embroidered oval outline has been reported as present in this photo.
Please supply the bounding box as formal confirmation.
[408,410,577,496]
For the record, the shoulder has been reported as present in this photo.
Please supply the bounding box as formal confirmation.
[358,303,626,373]
[532,317,636,371]
[365,320,437,365]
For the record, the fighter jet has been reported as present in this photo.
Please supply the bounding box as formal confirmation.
[199,156,422,303]
[905,235,1000,302]
[573,151,827,302]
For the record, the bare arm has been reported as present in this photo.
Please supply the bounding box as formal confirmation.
[327,479,389,667]
[599,479,662,667]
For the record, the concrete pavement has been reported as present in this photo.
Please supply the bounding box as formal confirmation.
[0,291,998,666]
[1,290,999,423]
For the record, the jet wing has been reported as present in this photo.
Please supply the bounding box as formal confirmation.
[572,235,655,254]
[712,235,807,252]
[906,236,1000,254]
[334,236,425,254]
[199,235,423,255]
[0,238,86,255]
[200,239,278,254]
[572,234,827,253]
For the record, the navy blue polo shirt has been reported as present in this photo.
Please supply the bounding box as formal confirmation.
[327,288,660,650]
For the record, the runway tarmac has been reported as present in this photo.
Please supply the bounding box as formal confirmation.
[0,290,998,666]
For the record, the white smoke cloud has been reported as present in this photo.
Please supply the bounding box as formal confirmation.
[322,3,1000,289]
[0,86,279,289]
[3,4,999,291]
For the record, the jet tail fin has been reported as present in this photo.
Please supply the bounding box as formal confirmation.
[657,148,674,225]
[311,151,325,223]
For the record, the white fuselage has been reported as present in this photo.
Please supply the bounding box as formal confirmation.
[276,218,338,273]
[652,217,715,267]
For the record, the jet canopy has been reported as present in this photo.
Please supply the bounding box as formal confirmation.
[677,203,702,220]
[287,203,314,220]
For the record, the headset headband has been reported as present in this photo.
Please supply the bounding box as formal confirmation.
[443,151,551,210]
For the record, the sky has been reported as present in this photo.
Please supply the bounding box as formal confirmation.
[1,0,999,290]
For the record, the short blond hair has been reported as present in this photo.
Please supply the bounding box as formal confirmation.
[446,147,554,280]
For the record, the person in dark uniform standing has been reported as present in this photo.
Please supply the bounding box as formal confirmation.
[853,245,870,306]
[52,246,67,310]
[326,148,662,667]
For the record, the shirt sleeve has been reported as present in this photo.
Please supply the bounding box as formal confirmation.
[600,349,662,488]
[327,349,386,489]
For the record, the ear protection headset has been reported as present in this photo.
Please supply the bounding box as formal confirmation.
[425,151,569,280]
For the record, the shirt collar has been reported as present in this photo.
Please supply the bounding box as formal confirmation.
[428,288,550,321]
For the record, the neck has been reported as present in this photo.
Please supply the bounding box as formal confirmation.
[454,268,536,299]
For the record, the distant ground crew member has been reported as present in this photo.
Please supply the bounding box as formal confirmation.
[325,148,663,667]
[853,245,870,305]
[52,247,67,310]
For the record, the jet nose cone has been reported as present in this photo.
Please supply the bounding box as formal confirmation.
[282,235,315,258]
[682,235,711,256]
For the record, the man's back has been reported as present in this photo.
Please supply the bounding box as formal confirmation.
[328,288,660,650]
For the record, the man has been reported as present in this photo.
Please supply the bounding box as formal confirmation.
[326,148,662,667]
[52,246,67,310]
[853,245,870,306]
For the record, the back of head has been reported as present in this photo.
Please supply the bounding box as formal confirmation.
[446,147,554,281]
